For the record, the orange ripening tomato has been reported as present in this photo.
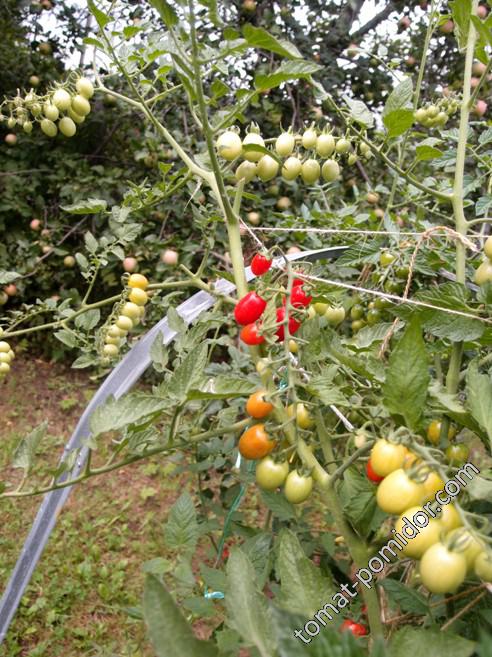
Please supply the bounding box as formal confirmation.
[246,390,274,419]
[238,424,276,459]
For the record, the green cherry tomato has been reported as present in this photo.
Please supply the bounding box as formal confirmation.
[284,470,313,504]
[376,469,425,515]
[375,297,391,310]
[446,443,470,466]
[395,265,410,279]
[420,543,467,594]
[380,251,396,267]
[366,308,381,325]
[255,457,289,491]
[475,550,492,582]
[350,304,364,320]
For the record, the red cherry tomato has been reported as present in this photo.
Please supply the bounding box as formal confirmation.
[366,460,384,484]
[340,619,368,636]
[293,276,305,287]
[275,306,301,340]
[251,253,272,276]
[288,284,312,308]
[240,322,265,345]
[234,292,267,325]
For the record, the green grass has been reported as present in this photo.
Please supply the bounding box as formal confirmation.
[0,358,188,657]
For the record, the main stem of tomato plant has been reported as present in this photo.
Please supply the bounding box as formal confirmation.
[447,6,477,400]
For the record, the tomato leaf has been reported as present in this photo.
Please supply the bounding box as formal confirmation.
[389,626,475,657]
[380,579,429,615]
[0,270,20,285]
[143,575,218,657]
[341,467,386,536]
[148,0,179,28]
[89,393,169,436]
[450,0,472,51]
[61,198,107,214]
[163,491,199,554]
[343,96,374,128]
[384,108,415,138]
[12,422,47,473]
[225,549,275,657]
[260,490,296,520]
[276,529,335,617]
[383,317,429,429]
[466,360,492,448]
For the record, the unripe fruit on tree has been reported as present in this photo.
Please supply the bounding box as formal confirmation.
[316,133,335,157]
[247,211,260,225]
[128,288,148,306]
[347,43,359,57]
[242,132,265,162]
[30,218,41,231]
[287,246,301,254]
[321,159,340,182]
[366,191,380,204]
[474,260,492,285]
[0,292,8,305]
[257,154,279,181]
[42,245,52,254]
[302,127,317,149]
[123,257,138,273]
[7,118,16,129]
[4,284,17,297]
[64,255,75,268]
[43,103,59,121]
[122,302,141,319]
[470,77,480,88]
[216,130,242,161]
[374,207,384,219]
[473,61,487,76]
[281,156,302,181]
[68,107,85,124]
[23,121,33,134]
[41,228,50,238]
[29,75,40,87]
[0,341,10,352]
[38,42,52,55]
[474,99,487,117]
[242,0,256,11]
[276,196,291,211]
[275,132,295,157]
[52,89,72,110]
[162,249,179,265]
[116,315,133,331]
[107,325,124,339]
[399,16,411,30]
[128,273,148,290]
[41,119,57,137]
[440,19,454,34]
[0,362,11,375]
[484,236,492,260]
[477,4,488,18]
[406,56,416,67]
[103,343,119,358]
[325,306,346,325]
[72,94,91,116]
[76,77,95,99]
[348,153,358,165]
[301,159,320,184]
[5,134,17,146]
[235,160,257,183]
[59,117,76,137]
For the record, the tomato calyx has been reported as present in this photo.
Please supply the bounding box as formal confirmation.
[234,291,267,325]
[240,322,265,345]
[250,253,273,276]
[339,619,368,636]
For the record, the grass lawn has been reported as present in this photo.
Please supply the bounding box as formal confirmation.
[0,357,192,657]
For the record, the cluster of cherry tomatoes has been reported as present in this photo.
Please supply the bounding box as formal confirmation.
[474,236,492,285]
[235,252,313,346]
[414,95,459,128]
[216,124,371,186]
[0,330,15,379]
[1,77,94,140]
[366,436,492,594]
[239,390,315,504]
[101,274,149,361]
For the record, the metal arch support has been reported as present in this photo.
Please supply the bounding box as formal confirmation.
[0,246,347,643]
